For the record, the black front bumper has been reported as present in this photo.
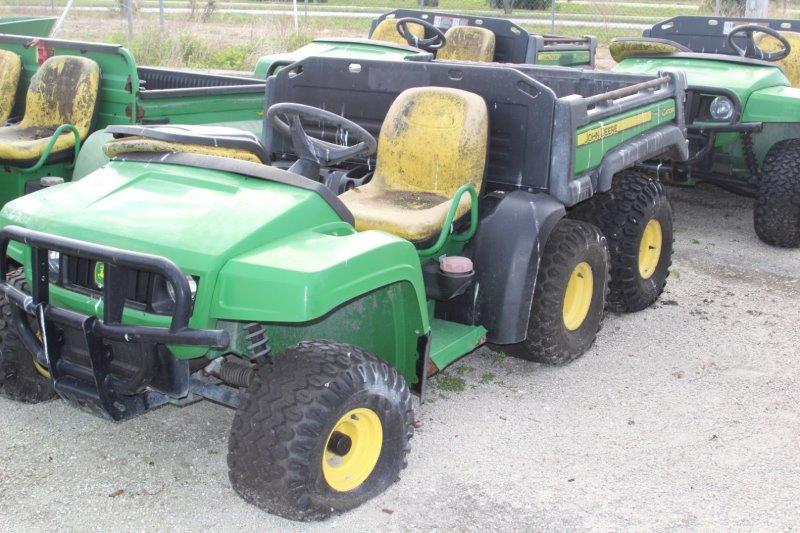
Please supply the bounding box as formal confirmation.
[0,225,230,420]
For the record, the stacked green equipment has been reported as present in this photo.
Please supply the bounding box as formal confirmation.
[0,35,265,210]
[0,16,57,37]
[613,16,800,247]
[0,56,687,519]
[254,9,596,77]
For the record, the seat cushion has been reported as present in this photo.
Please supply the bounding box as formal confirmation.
[0,55,100,164]
[102,125,266,163]
[756,31,800,88]
[0,124,77,163]
[370,18,423,46]
[437,26,496,62]
[610,37,690,63]
[0,50,22,123]
[342,188,472,243]
[340,86,488,243]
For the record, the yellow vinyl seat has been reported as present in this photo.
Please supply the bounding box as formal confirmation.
[340,86,488,244]
[0,56,100,165]
[756,31,800,87]
[0,50,22,124]
[370,18,423,46]
[103,125,266,163]
[609,37,690,63]
[437,26,496,62]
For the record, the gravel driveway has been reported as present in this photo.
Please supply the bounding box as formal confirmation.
[1,184,798,532]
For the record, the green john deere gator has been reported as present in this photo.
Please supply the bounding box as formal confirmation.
[0,56,687,519]
[253,9,596,77]
[0,34,265,209]
[613,15,800,247]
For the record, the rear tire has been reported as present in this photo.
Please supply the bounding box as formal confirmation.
[570,172,673,312]
[227,341,413,521]
[754,139,800,248]
[506,219,609,365]
[0,268,57,403]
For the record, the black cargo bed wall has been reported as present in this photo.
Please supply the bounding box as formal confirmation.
[263,57,558,193]
[513,64,651,98]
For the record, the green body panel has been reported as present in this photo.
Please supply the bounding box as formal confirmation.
[573,99,677,173]
[0,160,444,381]
[0,16,56,37]
[0,36,265,209]
[254,39,420,78]
[536,50,592,67]
[428,319,486,370]
[614,55,800,172]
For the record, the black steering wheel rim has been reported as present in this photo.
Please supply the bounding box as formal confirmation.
[726,24,791,62]
[267,103,377,168]
[396,17,447,52]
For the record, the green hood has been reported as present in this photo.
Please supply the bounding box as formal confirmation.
[0,160,342,274]
[613,56,789,102]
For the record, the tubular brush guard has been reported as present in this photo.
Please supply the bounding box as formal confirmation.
[0,225,230,421]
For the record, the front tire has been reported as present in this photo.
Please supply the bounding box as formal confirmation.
[570,172,673,312]
[754,139,800,248]
[506,218,609,365]
[227,341,414,521]
[0,268,57,403]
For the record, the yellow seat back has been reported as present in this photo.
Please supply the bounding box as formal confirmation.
[375,86,487,195]
[756,31,800,88]
[0,50,22,123]
[340,87,488,242]
[370,18,423,46]
[609,38,688,63]
[437,26,496,62]
[20,55,100,139]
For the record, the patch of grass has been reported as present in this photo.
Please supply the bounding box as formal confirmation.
[491,350,507,366]
[453,364,475,375]
[430,373,466,392]
[479,372,495,383]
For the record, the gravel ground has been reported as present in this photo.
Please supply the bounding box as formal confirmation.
[1,184,798,532]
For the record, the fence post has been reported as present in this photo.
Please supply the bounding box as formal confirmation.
[159,0,165,31]
[745,0,769,16]
[550,0,556,34]
[126,0,134,39]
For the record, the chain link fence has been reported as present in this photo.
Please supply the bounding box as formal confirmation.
[6,0,797,69]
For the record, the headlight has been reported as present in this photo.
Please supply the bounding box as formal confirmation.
[48,251,60,275]
[709,96,734,121]
[166,275,198,302]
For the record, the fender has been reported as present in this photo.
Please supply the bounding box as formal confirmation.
[440,190,565,344]
[211,222,429,331]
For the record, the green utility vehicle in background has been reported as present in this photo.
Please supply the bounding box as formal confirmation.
[0,34,265,209]
[613,16,800,247]
[254,9,596,77]
[0,16,56,37]
[0,57,687,519]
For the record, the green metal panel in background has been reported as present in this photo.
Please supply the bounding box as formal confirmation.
[0,16,56,37]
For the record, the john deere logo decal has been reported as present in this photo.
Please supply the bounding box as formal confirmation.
[94,262,105,288]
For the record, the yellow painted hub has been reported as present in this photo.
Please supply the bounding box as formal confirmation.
[638,219,663,279]
[563,261,594,331]
[322,407,383,492]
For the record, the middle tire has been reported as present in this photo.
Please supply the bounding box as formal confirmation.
[570,172,673,312]
[505,218,609,365]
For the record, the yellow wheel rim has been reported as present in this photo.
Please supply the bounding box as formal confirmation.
[322,407,383,492]
[638,219,663,279]
[563,261,594,331]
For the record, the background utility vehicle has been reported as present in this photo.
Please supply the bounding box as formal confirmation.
[0,56,687,520]
[612,16,800,247]
[0,34,265,209]
[0,16,56,37]
[253,9,597,77]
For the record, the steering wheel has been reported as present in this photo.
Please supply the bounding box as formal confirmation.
[396,18,447,53]
[267,103,377,180]
[726,25,791,61]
